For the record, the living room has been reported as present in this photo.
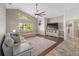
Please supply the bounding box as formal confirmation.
[0,3,79,56]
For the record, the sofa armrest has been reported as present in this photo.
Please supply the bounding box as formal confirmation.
[13,41,33,56]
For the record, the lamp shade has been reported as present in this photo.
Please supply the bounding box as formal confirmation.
[12,29,16,33]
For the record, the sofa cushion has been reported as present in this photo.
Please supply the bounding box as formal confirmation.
[10,33,21,44]
[5,32,10,37]
[4,35,14,47]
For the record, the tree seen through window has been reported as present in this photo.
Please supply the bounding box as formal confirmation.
[18,23,33,31]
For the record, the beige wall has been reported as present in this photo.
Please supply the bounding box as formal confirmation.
[37,17,46,35]
[0,4,6,55]
[6,9,37,34]
[65,7,79,20]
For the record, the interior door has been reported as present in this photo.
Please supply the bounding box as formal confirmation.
[67,20,74,39]
[74,19,79,39]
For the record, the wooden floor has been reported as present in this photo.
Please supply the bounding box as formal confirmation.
[37,35,64,56]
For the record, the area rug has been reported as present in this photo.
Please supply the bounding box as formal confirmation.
[26,36,56,56]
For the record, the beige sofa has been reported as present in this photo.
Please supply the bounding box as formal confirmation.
[2,33,33,56]
[19,31,36,38]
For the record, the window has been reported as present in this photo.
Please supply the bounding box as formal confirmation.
[18,23,33,31]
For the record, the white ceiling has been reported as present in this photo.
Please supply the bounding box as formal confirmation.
[6,3,79,18]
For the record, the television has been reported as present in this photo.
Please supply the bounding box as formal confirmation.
[47,23,58,29]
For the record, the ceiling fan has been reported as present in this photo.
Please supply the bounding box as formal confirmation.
[34,3,46,17]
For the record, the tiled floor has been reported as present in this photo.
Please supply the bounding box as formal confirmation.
[46,38,78,56]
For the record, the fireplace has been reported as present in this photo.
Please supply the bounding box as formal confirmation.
[46,23,59,37]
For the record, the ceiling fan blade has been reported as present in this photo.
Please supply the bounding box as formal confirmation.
[38,13,46,15]
[37,11,46,14]
[42,14,46,15]
[41,11,46,13]
[34,13,39,15]
[39,14,43,17]
[34,13,46,16]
